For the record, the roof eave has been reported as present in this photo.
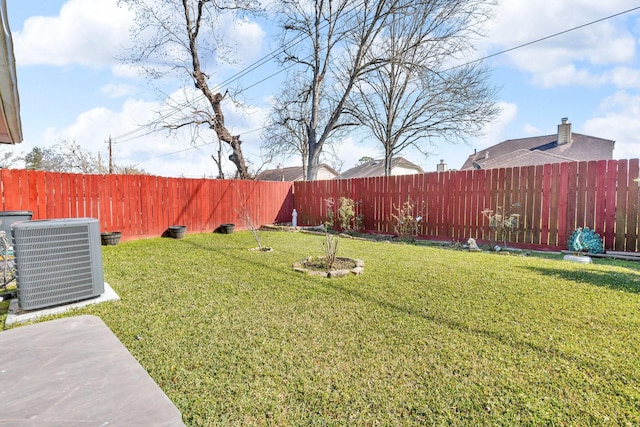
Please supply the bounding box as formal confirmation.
[0,0,22,144]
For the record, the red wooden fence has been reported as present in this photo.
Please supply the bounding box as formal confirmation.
[0,169,294,241]
[2,160,638,251]
[294,159,640,252]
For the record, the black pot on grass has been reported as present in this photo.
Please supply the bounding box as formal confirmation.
[101,231,121,245]
[168,225,187,239]
[220,223,235,234]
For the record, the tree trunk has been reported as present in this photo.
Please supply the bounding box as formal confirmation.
[210,93,250,179]
[211,138,225,179]
[384,150,393,177]
[185,2,250,179]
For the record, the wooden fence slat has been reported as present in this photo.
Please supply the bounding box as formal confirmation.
[450,171,459,240]
[44,172,56,219]
[480,169,492,240]
[604,160,618,250]
[540,164,552,246]
[615,160,629,251]
[576,161,588,228]
[16,169,30,211]
[548,163,560,246]
[626,159,639,252]
[1,170,19,210]
[585,161,597,230]
[429,174,436,235]
[594,160,607,238]
[565,162,578,239]
[60,173,71,219]
[531,165,543,245]
[497,167,506,223]
[523,166,535,244]
[464,170,473,239]
[557,162,570,247]
[99,175,109,231]
[457,171,467,240]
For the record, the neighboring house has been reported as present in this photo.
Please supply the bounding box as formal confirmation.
[255,164,339,181]
[338,157,424,179]
[0,0,22,144]
[460,118,614,170]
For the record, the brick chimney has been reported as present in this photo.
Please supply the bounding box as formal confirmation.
[558,117,572,145]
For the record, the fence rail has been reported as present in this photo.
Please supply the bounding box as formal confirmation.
[294,159,640,252]
[0,169,294,240]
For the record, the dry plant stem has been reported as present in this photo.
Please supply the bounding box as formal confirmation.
[237,189,262,250]
[391,199,420,238]
[323,230,339,269]
[247,217,262,251]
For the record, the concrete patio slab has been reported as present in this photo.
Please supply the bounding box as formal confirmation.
[0,315,185,426]
[5,282,120,326]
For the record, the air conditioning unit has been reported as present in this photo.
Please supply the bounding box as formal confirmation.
[12,218,105,310]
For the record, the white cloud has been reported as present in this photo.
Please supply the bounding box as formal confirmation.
[333,136,382,172]
[42,98,157,154]
[13,0,134,67]
[220,18,267,70]
[523,124,542,135]
[583,91,640,160]
[34,86,272,178]
[12,0,268,84]
[100,83,139,98]
[473,101,518,149]
[111,63,142,80]
[607,66,640,88]
[484,1,639,88]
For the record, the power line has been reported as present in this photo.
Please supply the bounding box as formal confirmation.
[150,141,217,158]
[148,126,265,159]
[110,0,371,143]
[114,5,640,151]
[452,5,640,70]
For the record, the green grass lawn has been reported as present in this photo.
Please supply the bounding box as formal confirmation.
[3,231,640,425]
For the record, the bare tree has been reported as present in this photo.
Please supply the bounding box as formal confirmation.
[23,140,147,175]
[118,0,259,179]
[59,139,107,174]
[112,163,149,175]
[262,78,311,178]
[211,137,226,179]
[262,68,351,179]
[0,148,23,169]
[277,0,497,179]
[346,0,499,176]
[262,73,347,179]
[24,146,66,171]
[277,0,402,180]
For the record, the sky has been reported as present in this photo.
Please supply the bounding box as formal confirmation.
[3,0,640,178]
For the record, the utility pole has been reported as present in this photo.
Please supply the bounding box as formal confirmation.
[108,136,113,174]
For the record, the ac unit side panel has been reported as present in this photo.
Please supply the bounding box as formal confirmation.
[13,218,105,310]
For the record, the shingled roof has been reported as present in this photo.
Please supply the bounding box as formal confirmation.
[255,164,339,181]
[461,118,614,170]
[338,157,424,179]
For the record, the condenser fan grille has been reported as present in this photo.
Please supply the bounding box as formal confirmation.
[13,219,104,310]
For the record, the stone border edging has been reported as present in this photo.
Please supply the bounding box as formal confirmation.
[293,257,364,278]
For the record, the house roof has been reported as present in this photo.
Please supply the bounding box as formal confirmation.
[338,157,424,179]
[0,0,22,144]
[255,164,339,181]
[461,132,614,170]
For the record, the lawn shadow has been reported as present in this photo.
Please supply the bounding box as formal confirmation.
[175,235,308,280]
[322,280,622,377]
[177,235,246,252]
[521,265,640,294]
